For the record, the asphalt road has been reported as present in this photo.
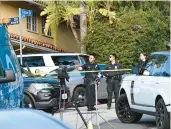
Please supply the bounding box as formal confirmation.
[93,115,157,129]
[53,104,157,129]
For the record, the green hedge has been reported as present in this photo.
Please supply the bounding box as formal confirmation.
[84,8,169,68]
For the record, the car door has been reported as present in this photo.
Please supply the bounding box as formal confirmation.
[133,54,168,106]
[133,54,157,106]
[155,55,171,106]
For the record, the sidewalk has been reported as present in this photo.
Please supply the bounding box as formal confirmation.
[53,104,116,129]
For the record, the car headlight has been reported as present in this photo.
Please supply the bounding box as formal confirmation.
[28,83,53,95]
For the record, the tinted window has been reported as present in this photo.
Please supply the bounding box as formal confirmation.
[22,56,45,67]
[151,55,168,76]
[51,56,79,66]
[80,55,89,64]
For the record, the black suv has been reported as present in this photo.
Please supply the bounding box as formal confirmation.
[22,68,70,111]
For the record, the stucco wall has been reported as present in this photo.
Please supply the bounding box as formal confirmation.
[0,1,80,52]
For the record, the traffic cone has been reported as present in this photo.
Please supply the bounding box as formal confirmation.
[88,120,93,129]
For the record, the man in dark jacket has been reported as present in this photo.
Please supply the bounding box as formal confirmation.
[104,53,124,109]
[76,55,100,111]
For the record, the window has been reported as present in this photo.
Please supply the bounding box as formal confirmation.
[22,56,45,67]
[42,16,52,37]
[51,56,79,66]
[151,55,168,76]
[160,56,170,77]
[27,12,37,32]
[79,55,89,64]
[144,55,157,75]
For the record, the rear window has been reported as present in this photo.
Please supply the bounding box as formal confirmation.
[51,56,79,66]
[21,56,45,67]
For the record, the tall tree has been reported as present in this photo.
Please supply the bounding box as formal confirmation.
[40,1,116,53]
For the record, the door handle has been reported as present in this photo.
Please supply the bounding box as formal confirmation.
[156,82,160,84]
[141,81,144,83]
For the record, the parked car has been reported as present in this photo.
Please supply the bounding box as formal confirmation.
[115,51,170,129]
[21,67,70,110]
[17,53,89,75]
[0,109,74,129]
[0,24,23,109]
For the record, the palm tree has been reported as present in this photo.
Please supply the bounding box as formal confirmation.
[40,1,116,53]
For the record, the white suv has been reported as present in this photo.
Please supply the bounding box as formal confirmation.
[115,51,170,129]
[17,53,89,75]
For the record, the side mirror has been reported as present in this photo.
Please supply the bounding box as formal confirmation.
[132,67,139,75]
[0,69,16,84]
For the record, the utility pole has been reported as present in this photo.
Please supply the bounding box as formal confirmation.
[80,1,87,54]
[19,8,23,65]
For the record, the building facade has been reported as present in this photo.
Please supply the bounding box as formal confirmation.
[0,1,80,53]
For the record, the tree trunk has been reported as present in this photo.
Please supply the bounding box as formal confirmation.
[69,15,80,49]
[80,2,87,54]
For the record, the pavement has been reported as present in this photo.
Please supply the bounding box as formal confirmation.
[53,104,157,129]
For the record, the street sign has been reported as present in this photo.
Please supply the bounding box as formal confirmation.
[19,8,33,65]
[21,9,33,18]
[2,17,19,25]
[9,17,19,25]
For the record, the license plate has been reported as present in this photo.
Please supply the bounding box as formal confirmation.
[62,94,67,100]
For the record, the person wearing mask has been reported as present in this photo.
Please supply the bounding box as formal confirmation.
[76,55,100,111]
[104,53,124,110]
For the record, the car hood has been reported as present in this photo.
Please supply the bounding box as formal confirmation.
[0,109,74,129]
[122,74,136,81]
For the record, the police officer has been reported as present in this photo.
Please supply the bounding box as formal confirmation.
[76,55,100,111]
[104,53,124,109]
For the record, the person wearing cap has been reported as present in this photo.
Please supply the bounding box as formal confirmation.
[104,53,124,109]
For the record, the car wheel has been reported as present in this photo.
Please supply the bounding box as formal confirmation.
[24,94,35,108]
[73,87,86,107]
[156,98,170,129]
[115,94,143,123]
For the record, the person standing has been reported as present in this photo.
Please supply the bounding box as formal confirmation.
[104,53,124,109]
[76,55,100,111]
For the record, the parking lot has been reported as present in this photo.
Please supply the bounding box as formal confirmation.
[53,104,157,129]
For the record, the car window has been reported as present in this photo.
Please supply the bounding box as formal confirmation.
[144,55,157,74]
[51,56,79,66]
[79,55,89,64]
[151,55,168,76]
[22,56,45,67]
[160,55,170,77]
